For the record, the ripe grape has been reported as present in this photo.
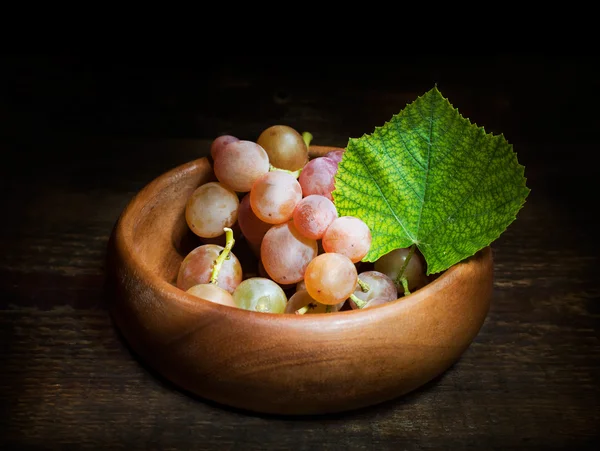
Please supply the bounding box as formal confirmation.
[185,182,239,239]
[186,283,237,307]
[256,125,308,171]
[250,171,302,224]
[349,270,397,309]
[304,253,357,305]
[323,150,344,164]
[321,216,372,263]
[237,194,272,254]
[213,140,270,192]
[177,244,243,293]
[374,247,428,293]
[292,194,338,240]
[285,290,342,314]
[210,134,239,160]
[261,221,318,285]
[233,277,288,313]
[298,156,338,200]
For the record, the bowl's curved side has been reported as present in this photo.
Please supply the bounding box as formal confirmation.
[107,150,493,416]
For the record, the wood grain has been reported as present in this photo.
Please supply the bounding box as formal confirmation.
[1,57,598,449]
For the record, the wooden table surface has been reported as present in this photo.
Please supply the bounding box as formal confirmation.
[1,56,598,450]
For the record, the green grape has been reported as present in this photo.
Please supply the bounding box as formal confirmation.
[233,277,288,313]
[374,247,428,293]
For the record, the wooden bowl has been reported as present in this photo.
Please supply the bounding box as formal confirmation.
[106,146,493,415]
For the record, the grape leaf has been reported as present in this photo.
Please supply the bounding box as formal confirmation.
[333,86,530,274]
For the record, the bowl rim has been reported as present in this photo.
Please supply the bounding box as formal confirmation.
[113,146,492,323]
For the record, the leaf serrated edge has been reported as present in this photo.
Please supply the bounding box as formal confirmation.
[333,85,532,273]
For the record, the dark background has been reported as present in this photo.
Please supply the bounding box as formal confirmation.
[1,54,598,449]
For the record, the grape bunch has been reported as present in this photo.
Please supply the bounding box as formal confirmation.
[176,125,429,313]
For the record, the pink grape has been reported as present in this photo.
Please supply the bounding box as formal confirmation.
[349,270,397,309]
[304,253,357,305]
[213,140,270,192]
[298,156,338,200]
[321,216,372,263]
[177,244,243,294]
[185,182,239,239]
[250,171,303,224]
[210,134,239,160]
[260,221,318,285]
[292,194,338,240]
[237,194,272,253]
[323,150,344,164]
[186,284,237,308]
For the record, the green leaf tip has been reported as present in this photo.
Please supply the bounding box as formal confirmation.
[333,86,530,275]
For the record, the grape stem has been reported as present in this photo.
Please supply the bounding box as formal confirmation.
[395,244,416,296]
[210,227,235,285]
[302,131,313,149]
[349,293,367,309]
[357,278,370,293]
[400,278,411,296]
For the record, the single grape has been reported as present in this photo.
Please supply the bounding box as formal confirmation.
[256,125,308,171]
[210,134,239,160]
[321,216,372,263]
[177,244,243,293]
[233,277,288,313]
[374,247,428,293]
[349,270,397,309]
[213,140,270,192]
[186,283,237,307]
[298,156,338,200]
[261,221,318,285]
[257,259,295,290]
[292,194,338,240]
[186,182,239,239]
[323,150,344,164]
[250,171,302,224]
[237,194,272,252]
[304,253,357,305]
[285,290,342,314]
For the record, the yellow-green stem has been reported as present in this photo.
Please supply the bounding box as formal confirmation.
[210,228,235,284]
[395,244,416,289]
[357,278,370,293]
[349,293,367,309]
[400,278,411,296]
[302,131,313,149]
